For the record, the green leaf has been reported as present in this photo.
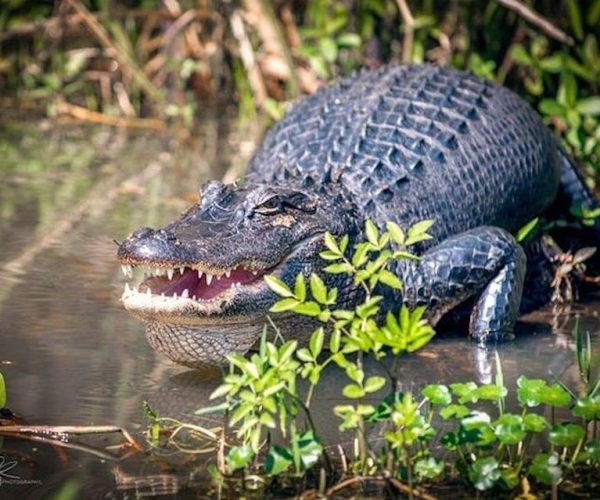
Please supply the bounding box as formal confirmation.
[330,328,341,352]
[265,445,293,475]
[294,274,306,301]
[364,376,386,393]
[296,430,323,469]
[323,262,354,274]
[509,44,533,65]
[572,395,600,420]
[539,99,566,117]
[264,275,293,297]
[365,219,379,245]
[422,384,451,405]
[310,273,328,304]
[336,32,361,48]
[468,457,501,491]
[539,383,571,407]
[439,404,470,420]
[450,382,479,404]
[386,221,405,245]
[566,0,583,39]
[309,327,324,358]
[270,298,301,312]
[415,457,444,479]
[516,376,546,407]
[227,445,254,473]
[516,217,539,242]
[529,452,562,485]
[523,413,549,432]
[0,372,5,408]
[378,269,403,289]
[320,37,338,63]
[297,348,314,362]
[549,422,585,447]
[323,232,341,255]
[406,219,434,245]
[494,414,525,444]
[209,384,233,400]
[476,384,508,401]
[343,384,366,399]
[293,301,321,317]
[576,97,600,116]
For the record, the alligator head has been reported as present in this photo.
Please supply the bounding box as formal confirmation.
[117,179,357,367]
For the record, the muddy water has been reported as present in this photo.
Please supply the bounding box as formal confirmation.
[0,121,599,498]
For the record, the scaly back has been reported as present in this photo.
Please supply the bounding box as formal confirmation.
[247,64,560,244]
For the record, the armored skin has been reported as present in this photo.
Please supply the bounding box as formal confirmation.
[117,64,598,367]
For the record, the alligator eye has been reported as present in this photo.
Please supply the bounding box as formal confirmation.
[254,196,283,215]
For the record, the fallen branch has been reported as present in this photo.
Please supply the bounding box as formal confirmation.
[0,425,144,456]
[389,477,438,500]
[496,0,574,45]
[55,100,165,130]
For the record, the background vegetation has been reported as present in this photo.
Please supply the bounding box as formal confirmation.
[1,0,599,174]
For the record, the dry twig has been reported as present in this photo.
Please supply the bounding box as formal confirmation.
[496,0,574,45]
[396,0,415,63]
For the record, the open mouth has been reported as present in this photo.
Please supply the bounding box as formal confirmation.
[120,263,269,304]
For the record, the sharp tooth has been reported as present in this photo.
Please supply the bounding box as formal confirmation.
[127,265,133,278]
[124,283,130,294]
[121,265,129,277]
[173,292,178,298]
[206,274,213,286]
[179,267,185,275]
[167,268,174,280]
[197,270,203,279]
[192,295,196,300]
[182,289,189,298]
[146,288,151,296]
[225,270,231,278]
[251,270,258,275]
[154,268,161,276]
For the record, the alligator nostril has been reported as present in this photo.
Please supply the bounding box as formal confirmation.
[131,227,154,239]
[157,229,177,241]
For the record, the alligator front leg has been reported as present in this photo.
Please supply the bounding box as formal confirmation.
[400,227,526,342]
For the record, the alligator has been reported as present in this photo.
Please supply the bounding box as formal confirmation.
[117,64,599,367]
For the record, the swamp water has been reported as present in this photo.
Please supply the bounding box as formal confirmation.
[0,121,598,498]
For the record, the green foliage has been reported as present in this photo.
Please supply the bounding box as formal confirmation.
[0,371,6,408]
[145,222,600,496]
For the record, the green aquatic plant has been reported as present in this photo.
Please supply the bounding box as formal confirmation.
[0,370,6,409]
[143,219,600,497]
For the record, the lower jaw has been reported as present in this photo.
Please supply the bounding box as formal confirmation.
[144,318,266,367]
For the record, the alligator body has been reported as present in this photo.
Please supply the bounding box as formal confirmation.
[117,64,598,367]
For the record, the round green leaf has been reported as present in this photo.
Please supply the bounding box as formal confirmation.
[523,413,549,432]
[468,457,501,491]
[494,414,525,444]
[364,376,386,394]
[516,376,546,407]
[265,445,293,475]
[549,422,585,447]
[529,452,562,485]
[539,384,571,407]
[421,384,451,405]
[476,384,508,401]
[572,395,600,420]
[343,384,365,399]
[415,457,444,479]
[227,445,254,473]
